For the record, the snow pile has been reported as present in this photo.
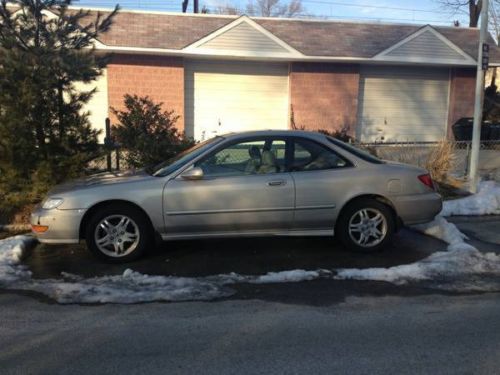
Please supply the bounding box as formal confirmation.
[28,269,234,304]
[441,181,500,216]
[0,236,35,285]
[0,237,327,304]
[336,216,500,291]
[252,269,325,284]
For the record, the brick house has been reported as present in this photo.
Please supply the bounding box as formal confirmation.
[74,8,500,142]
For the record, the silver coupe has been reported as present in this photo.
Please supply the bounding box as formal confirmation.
[31,131,442,262]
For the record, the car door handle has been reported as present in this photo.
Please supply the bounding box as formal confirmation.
[267,180,286,186]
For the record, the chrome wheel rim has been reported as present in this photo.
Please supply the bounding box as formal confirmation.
[348,208,388,248]
[94,215,140,257]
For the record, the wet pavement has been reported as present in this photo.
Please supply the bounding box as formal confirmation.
[26,228,446,280]
[448,215,500,247]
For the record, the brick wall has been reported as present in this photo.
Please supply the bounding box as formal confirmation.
[289,63,360,134]
[447,68,475,138]
[107,54,185,130]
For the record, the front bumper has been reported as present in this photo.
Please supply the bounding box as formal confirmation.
[30,206,86,244]
[393,192,443,225]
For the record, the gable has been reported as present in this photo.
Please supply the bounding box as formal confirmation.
[374,26,475,64]
[199,21,288,53]
[184,16,303,58]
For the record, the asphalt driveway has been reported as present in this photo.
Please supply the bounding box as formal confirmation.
[26,227,445,280]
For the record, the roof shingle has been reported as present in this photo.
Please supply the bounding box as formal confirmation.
[76,9,500,62]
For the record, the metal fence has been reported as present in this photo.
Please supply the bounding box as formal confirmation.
[86,147,122,173]
[357,140,500,181]
[86,139,500,182]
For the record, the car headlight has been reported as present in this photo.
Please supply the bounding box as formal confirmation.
[42,198,64,210]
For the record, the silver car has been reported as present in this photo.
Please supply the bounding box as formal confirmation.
[31,131,442,262]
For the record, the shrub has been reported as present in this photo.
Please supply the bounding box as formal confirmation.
[112,95,195,168]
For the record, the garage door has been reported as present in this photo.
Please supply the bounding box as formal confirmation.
[357,66,450,142]
[185,60,289,140]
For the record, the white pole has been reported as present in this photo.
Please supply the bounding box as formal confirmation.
[468,0,489,193]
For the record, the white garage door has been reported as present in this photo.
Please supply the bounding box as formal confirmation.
[357,66,450,142]
[185,60,289,140]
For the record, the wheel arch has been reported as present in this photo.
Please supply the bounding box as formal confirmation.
[79,199,155,239]
[336,194,401,231]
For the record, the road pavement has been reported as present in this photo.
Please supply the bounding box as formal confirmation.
[1,291,500,374]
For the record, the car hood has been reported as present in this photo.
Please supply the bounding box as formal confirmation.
[48,169,154,195]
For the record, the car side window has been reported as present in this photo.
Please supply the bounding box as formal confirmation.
[292,139,349,172]
[196,138,286,177]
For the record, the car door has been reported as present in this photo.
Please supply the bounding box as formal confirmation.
[163,137,295,236]
[290,137,354,231]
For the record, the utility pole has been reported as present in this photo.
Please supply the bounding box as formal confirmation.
[182,0,199,13]
[468,0,490,193]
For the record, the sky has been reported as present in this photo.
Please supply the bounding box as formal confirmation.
[74,0,472,27]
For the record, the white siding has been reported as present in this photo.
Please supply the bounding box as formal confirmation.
[357,66,450,142]
[73,69,109,142]
[385,30,466,61]
[198,22,288,54]
[185,60,289,140]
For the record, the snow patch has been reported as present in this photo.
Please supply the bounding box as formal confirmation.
[252,269,325,284]
[0,237,327,304]
[441,181,500,216]
[0,236,35,285]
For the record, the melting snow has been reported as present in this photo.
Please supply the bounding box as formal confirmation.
[336,182,500,291]
[441,181,500,216]
[0,238,324,304]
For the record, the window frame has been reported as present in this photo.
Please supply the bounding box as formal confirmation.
[289,136,354,173]
[193,136,291,179]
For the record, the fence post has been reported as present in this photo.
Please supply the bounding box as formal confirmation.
[104,118,112,172]
[115,147,120,171]
[464,142,471,177]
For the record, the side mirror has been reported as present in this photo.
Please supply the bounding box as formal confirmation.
[180,167,204,180]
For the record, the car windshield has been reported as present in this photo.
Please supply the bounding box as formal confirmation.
[147,136,224,177]
[326,136,384,164]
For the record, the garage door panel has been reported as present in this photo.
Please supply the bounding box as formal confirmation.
[357,66,450,142]
[185,60,289,140]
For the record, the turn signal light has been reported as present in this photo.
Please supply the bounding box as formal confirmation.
[31,225,49,233]
[418,174,435,190]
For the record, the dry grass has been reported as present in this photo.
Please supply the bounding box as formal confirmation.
[371,139,461,191]
[425,140,457,183]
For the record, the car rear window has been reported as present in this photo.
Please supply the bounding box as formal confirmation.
[326,137,384,164]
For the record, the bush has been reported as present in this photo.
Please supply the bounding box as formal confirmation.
[371,140,457,192]
[112,95,195,168]
[317,127,354,143]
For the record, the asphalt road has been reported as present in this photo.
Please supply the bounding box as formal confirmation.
[2,291,500,374]
[2,227,500,374]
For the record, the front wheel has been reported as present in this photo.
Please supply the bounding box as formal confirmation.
[85,204,152,263]
[336,199,395,253]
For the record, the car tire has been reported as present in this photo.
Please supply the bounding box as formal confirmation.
[336,198,395,253]
[85,204,152,263]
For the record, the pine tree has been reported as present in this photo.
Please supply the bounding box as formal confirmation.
[0,0,118,180]
[0,0,118,219]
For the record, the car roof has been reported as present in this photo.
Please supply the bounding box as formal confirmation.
[220,130,329,142]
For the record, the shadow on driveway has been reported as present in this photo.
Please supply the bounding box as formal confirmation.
[26,228,447,280]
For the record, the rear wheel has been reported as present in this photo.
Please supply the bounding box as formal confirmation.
[85,204,152,263]
[336,198,395,253]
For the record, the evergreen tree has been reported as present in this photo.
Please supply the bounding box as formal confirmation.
[0,0,118,219]
[112,95,195,168]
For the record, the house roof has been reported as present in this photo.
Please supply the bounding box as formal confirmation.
[76,8,500,65]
